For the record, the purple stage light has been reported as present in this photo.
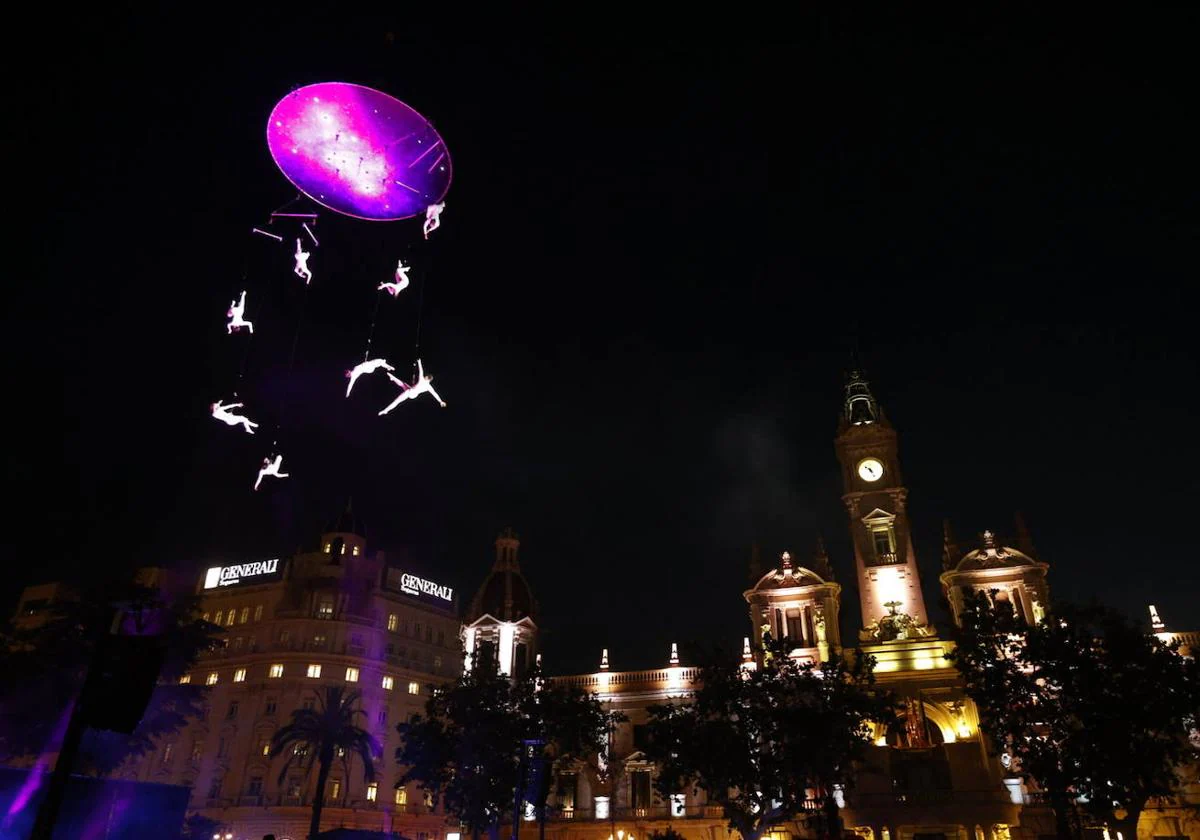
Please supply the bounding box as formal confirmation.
[267,82,452,221]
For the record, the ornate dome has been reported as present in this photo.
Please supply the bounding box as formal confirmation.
[467,528,538,623]
[749,551,831,592]
[954,531,1038,572]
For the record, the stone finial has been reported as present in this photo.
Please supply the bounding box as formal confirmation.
[742,636,753,661]
[981,530,997,550]
[600,648,609,671]
[1149,605,1165,631]
[780,551,793,573]
[669,642,679,666]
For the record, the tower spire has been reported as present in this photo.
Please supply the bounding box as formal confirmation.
[843,369,880,426]
[942,519,960,571]
[1014,511,1036,556]
[812,535,834,581]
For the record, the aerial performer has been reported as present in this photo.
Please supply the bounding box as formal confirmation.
[378,260,411,296]
[254,454,289,490]
[211,400,259,434]
[345,358,396,397]
[226,290,253,334]
[293,238,312,284]
[423,202,445,239]
[378,359,446,414]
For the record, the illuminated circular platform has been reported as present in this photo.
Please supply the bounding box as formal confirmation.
[267,82,452,221]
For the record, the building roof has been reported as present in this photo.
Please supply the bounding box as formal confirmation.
[951,530,1043,572]
[467,528,538,623]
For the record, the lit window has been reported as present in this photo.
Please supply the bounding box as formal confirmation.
[330,779,341,800]
[408,681,420,695]
[324,542,331,553]
[280,629,291,644]
[307,664,322,678]
[239,607,250,624]
[434,656,442,670]
[214,610,223,625]
[382,675,394,691]
[340,543,346,555]
[318,601,334,619]
[201,612,209,622]
[352,545,360,556]
[261,741,270,756]
[345,667,359,683]
[234,668,247,683]
[594,796,610,820]
[162,742,173,763]
[179,673,191,685]
[269,663,284,678]
[387,614,398,631]
[232,637,243,650]
[423,791,433,808]
[206,672,219,685]
[395,787,407,806]
[225,611,236,627]
[312,634,327,648]
[366,782,378,802]
[254,604,263,622]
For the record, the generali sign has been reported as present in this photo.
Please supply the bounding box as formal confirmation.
[399,572,454,602]
[204,559,281,589]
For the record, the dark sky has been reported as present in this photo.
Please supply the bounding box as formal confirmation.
[9,11,1199,674]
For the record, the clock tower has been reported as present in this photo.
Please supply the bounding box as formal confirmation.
[834,370,931,639]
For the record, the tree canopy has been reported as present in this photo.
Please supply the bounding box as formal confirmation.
[0,573,220,775]
[270,684,381,840]
[397,654,613,838]
[949,594,1200,840]
[643,642,894,840]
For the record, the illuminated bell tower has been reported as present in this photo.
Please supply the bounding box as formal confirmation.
[834,371,930,640]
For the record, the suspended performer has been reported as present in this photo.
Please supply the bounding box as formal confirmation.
[378,260,411,296]
[294,238,312,284]
[345,357,395,397]
[378,359,446,414]
[211,400,259,434]
[226,290,253,334]
[254,454,289,490]
[423,202,445,239]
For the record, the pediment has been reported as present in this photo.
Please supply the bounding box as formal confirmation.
[861,508,895,524]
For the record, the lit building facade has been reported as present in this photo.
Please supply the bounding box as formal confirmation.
[120,507,460,840]
[10,377,1198,840]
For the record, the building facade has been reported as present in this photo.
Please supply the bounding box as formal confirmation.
[9,374,1197,840]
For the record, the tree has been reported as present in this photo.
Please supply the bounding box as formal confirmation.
[0,575,220,772]
[949,595,1200,840]
[644,641,894,840]
[397,652,613,840]
[270,685,381,840]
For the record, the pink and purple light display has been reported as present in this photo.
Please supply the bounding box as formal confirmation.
[267,82,452,221]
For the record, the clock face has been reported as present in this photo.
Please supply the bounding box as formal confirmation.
[857,458,885,482]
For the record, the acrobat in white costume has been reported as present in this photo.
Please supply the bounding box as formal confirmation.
[211,400,259,434]
[345,357,395,397]
[423,202,445,239]
[254,454,289,490]
[294,238,312,284]
[377,260,411,296]
[378,359,446,414]
[226,290,253,334]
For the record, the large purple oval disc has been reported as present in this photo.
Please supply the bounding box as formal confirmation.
[267,82,452,221]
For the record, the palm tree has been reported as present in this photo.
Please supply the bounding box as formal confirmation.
[270,685,381,840]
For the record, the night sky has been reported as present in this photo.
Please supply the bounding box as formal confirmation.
[9,12,1198,674]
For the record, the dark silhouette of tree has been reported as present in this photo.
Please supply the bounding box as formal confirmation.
[397,650,613,840]
[0,573,220,773]
[949,594,1200,840]
[643,640,893,840]
[270,685,380,840]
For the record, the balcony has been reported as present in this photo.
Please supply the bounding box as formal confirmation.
[870,552,900,566]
